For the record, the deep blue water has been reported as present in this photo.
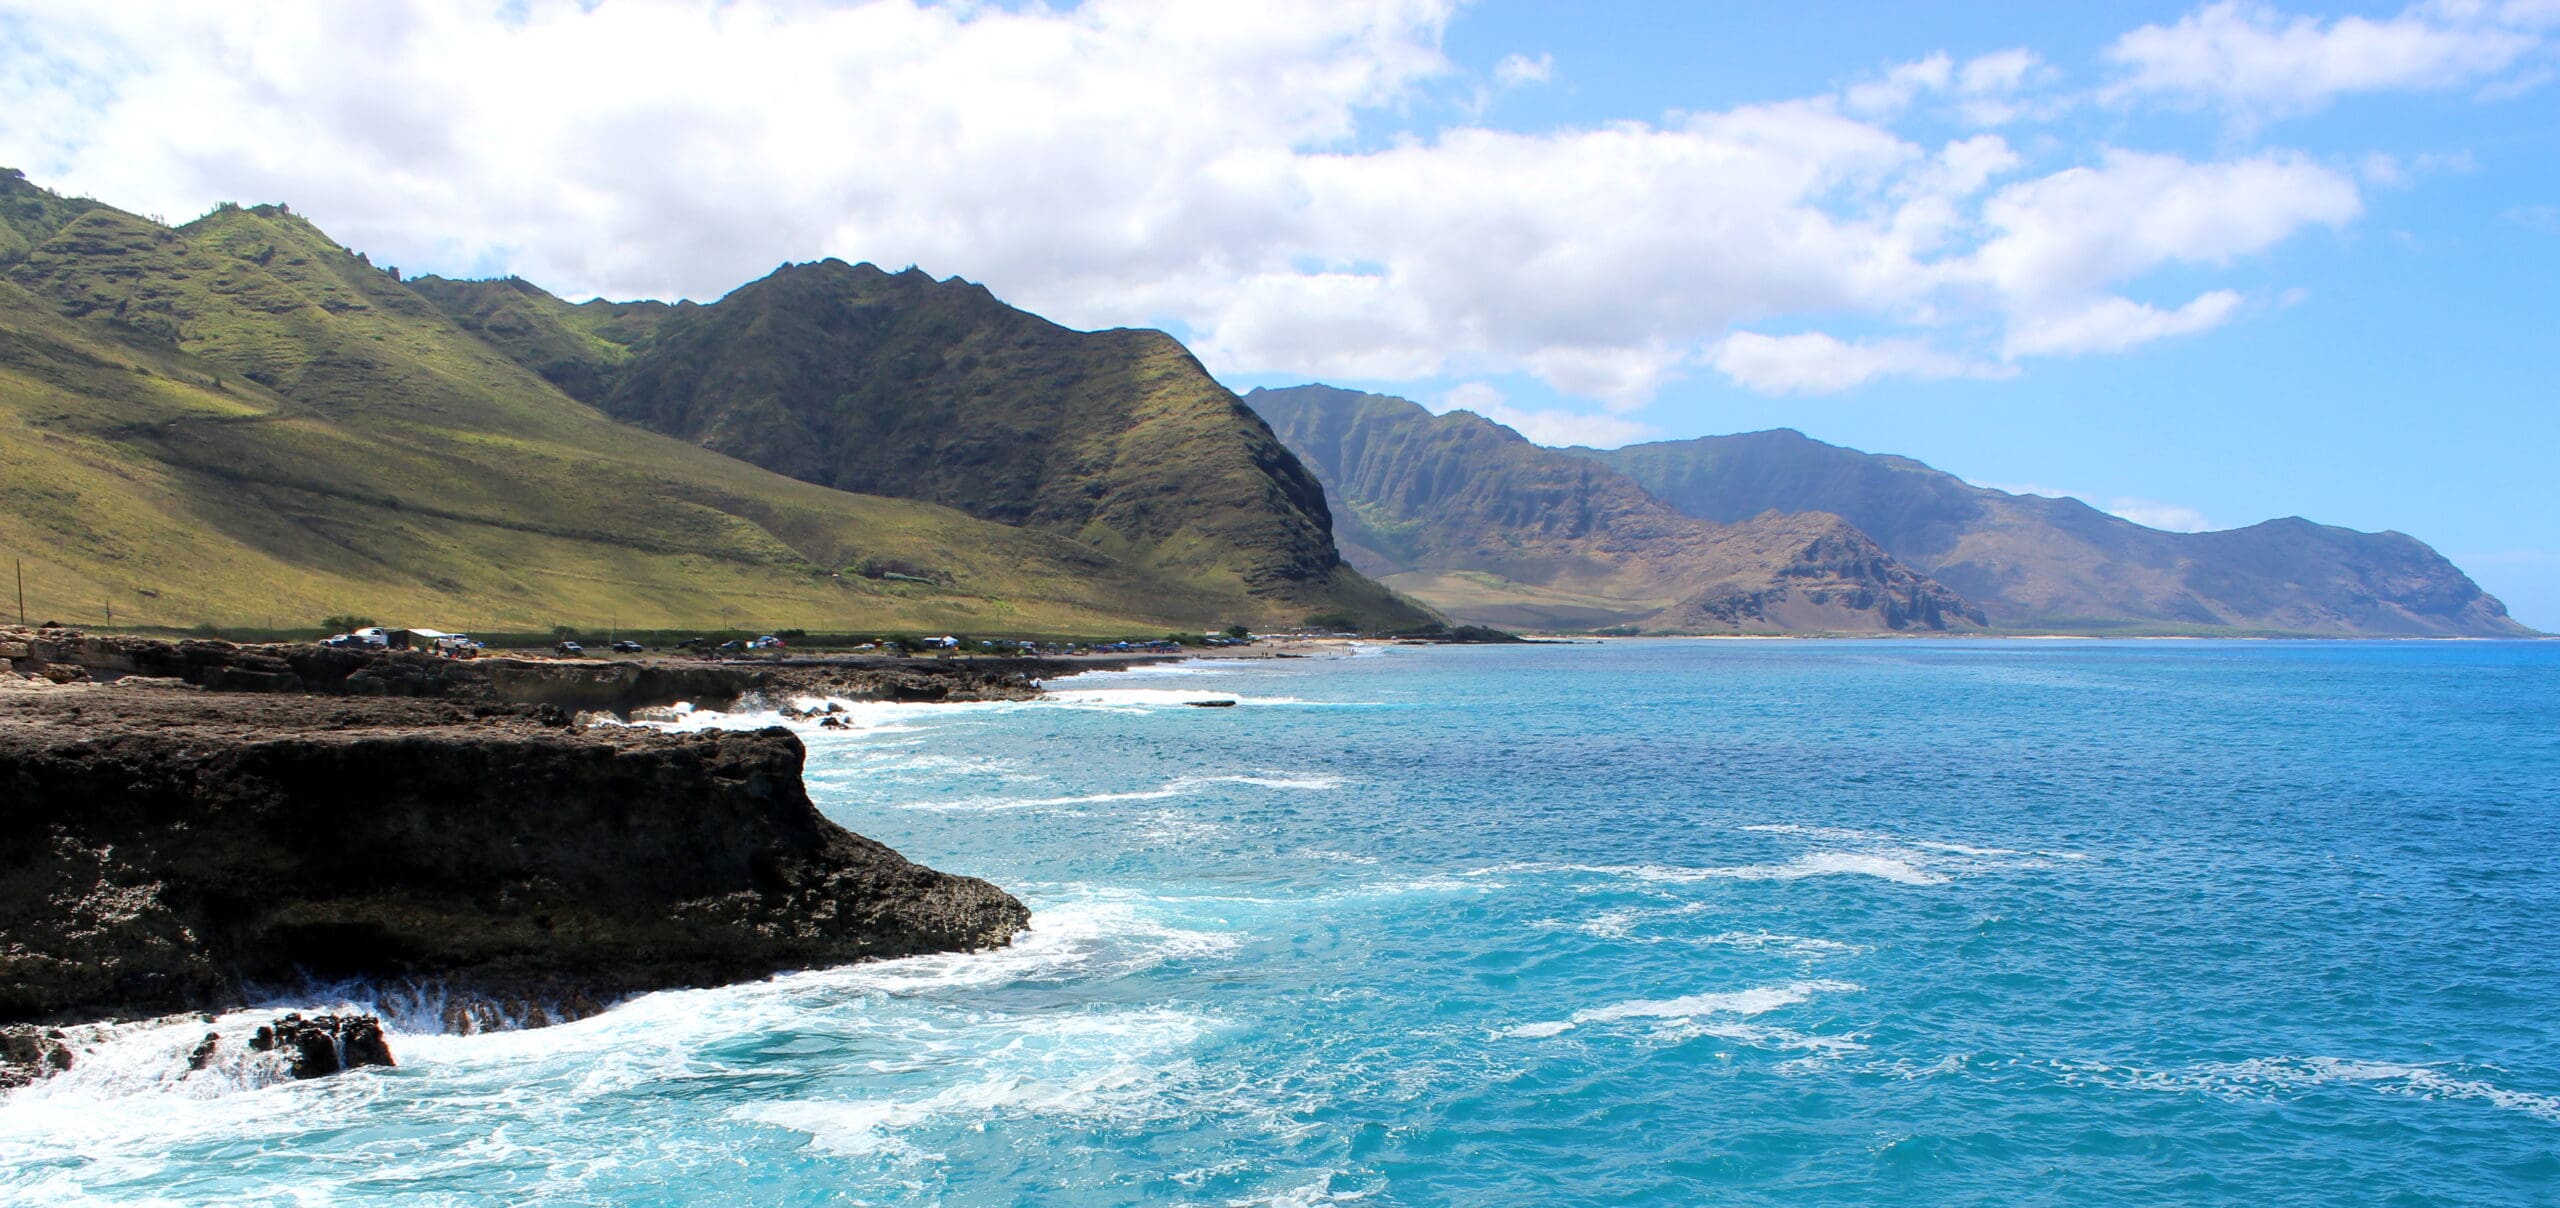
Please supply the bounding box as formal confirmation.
[5,639,2558,1205]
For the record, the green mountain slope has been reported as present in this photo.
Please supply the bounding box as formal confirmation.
[406,274,671,404]
[0,168,106,267]
[1246,385,1981,633]
[533,261,1421,625]
[1578,429,2531,636]
[0,174,1308,633]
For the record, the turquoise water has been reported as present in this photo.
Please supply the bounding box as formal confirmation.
[5,639,2558,1205]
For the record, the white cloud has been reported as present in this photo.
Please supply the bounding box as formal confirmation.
[1492,52,1553,88]
[1844,54,1954,116]
[1711,332,2008,395]
[2003,289,2244,357]
[2105,497,2216,532]
[2106,1,2545,117]
[2508,203,2560,231]
[1975,481,2217,532]
[1960,48,2044,95]
[1429,381,1656,448]
[0,0,2389,405]
[1844,48,2048,125]
[1972,149,2361,303]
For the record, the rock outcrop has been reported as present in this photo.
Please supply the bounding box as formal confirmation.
[248,1013,397,1078]
[0,1024,75,1088]
[0,628,1062,712]
[0,687,1030,1030]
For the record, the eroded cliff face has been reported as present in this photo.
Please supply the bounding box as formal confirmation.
[1245,384,1983,633]
[0,689,1028,1029]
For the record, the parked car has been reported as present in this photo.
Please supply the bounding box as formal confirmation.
[746,635,785,651]
[322,627,390,650]
[610,640,644,654]
[716,640,744,652]
[555,641,585,656]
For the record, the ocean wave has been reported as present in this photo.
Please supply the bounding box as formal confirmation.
[1664,1019,1870,1059]
[1473,854,1948,887]
[733,1007,1218,1159]
[902,772,1345,813]
[2057,1055,2560,1124]
[1742,822,2090,862]
[1499,978,1861,1039]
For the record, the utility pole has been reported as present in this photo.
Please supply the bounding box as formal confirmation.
[13,559,23,626]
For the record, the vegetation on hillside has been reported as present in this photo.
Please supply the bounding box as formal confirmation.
[0,171,1414,633]
[578,261,1422,624]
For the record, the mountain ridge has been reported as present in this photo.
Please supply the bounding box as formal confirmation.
[419,262,1423,625]
[1575,428,2529,636]
[0,169,1411,633]
[1246,384,1982,634]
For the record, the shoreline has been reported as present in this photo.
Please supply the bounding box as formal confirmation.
[0,629,1051,1089]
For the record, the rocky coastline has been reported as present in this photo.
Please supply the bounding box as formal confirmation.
[0,628,1056,1090]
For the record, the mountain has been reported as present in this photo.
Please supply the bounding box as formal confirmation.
[419,263,1422,626]
[0,169,1405,634]
[1245,385,1982,633]
[405,274,671,405]
[1577,429,2531,636]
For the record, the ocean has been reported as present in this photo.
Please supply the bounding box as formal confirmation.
[5,639,2557,1205]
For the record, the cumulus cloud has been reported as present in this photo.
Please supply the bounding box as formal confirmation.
[1431,381,1655,448]
[1971,149,2361,302]
[1710,332,2007,395]
[0,0,2409,403]
[2106,1,2548,117]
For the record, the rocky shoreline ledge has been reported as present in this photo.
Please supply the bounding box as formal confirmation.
[0,628,1062,1090]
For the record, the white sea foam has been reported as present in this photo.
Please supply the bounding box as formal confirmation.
[1743,822,2090,862]
[902,772,1344,813]
[1499,979,1860,1039]
[1229,1176,1372,1207]
[734,1006,1218,1159]
[1664,1020,1870,1058]
[2063,1055,2560,1124]
[0,1012,308,1103]
[1474,854,1948,887]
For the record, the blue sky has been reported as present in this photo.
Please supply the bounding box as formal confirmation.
[3,1,2555,625]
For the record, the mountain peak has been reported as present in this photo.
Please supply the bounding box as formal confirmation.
[1248,383,1981,633]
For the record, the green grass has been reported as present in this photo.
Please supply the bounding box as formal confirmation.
[0,193,1381,634]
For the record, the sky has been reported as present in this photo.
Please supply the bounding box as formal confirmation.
[2,0,2555,626]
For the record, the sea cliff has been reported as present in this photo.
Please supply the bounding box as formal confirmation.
[0,630,1035,1085]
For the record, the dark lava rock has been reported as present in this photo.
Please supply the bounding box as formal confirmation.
[0,690,1031,1028]
[0,1025,75,1088]
[250,1013,395,1078]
